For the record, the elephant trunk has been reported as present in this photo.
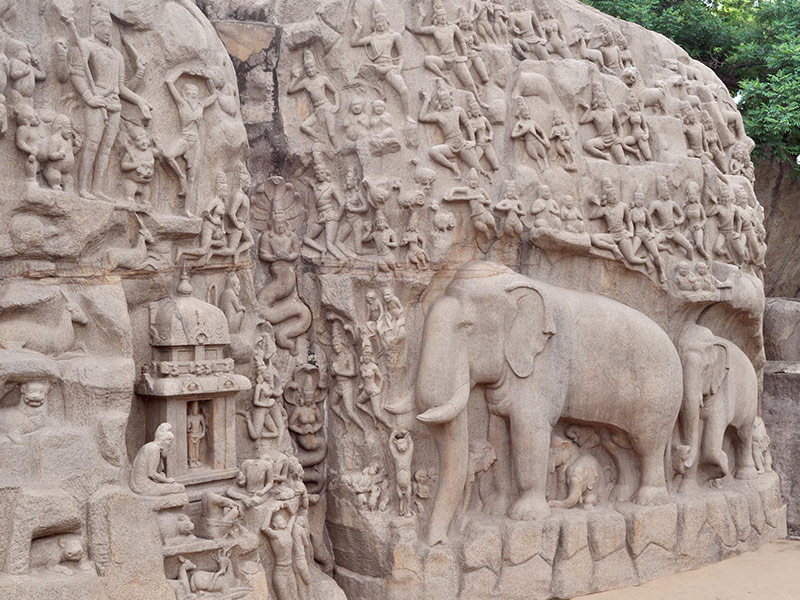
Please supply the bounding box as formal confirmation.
[415,297,471,545]
[680,356,704,470]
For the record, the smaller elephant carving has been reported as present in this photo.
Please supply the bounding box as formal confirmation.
[548,435,605,509]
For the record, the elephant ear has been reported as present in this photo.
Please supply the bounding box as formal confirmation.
[708,342,730,395]
[503,282,556,378]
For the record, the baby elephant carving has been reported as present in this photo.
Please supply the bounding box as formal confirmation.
[548,435,605,509]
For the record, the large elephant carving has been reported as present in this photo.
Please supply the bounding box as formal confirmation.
[675,324,758,490]
[415,261,683,545]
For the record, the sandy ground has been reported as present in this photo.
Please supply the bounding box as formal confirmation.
[575,539,800,600]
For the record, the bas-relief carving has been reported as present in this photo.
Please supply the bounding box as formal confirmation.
[0,1,782,600]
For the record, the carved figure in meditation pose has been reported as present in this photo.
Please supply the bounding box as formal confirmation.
[0,380,51,444]
[390,429,414,516]
[130,423,185,496]
[560,195,586,234]
[530,185,561,230]
[186,401,206,468]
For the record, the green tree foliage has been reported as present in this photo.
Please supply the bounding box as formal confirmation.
[583,0,800,162]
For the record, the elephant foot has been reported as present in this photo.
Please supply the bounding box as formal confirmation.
[735,465,759,480]
[634,485,669,506]
[509,492,550,521]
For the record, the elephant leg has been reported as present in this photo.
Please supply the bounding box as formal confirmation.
[679,417,704,493]
[508,418,551,521]
[734,422,758,480]
[483,413,511,516]
[633,434,670,505]
[701,412,729,480]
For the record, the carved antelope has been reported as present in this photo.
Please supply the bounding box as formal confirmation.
[105,215,155,270]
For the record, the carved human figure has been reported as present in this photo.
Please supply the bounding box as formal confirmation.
[383,287,407,346]
[594,23,623,73]
[443,168,497,252]
[304,166,346,260]
[508,0,547,61]
[216,165,256,263]
[62,4,152,201]
[336,167,370,256]
[683,181,709,259]
[470,0,496,43]
[489,0,510,42]
[457,9,490,86]
[175,172,228,265]
[466,96,499,171]
[511,97,550,170]
[752,416,773,474]
[199,490,243,540]
[227,454,280,507]
[0,380,51,444]
[370,99,396,141]
[549,111,577,171]
[357,339,391,428]
[390,429,414,516]
[735,185,765,267]
[530,185,560,229]
[682,107,709,160]
[407,1,485,104]
[649,176,694,259]
[578,85,628,164]
[586,179,648,267]
[241,329,285,451]
[694,261,730,292]
[701,110,727,172]
[342,96,370,143]
[330,333,368,433]
[622,96,652,161]
[539,3,571,58]
[42,114,81,191]
[548,435,604,509]
[362,210,398,275]
[629,185,666,283]
[560,195,586,234]
[613,30,634,69]
[493,181,525,261]
[350,1,413,122]
[418,83,487,178]
[707,185,745,265]
[186,401,206,468]
[462,439,496,513]
[342,465,388,511]
[161,68,218,215]
[287,49,340,148]
[130,423,185,496]
[220,272,245,333]
[401,221,429,270]
[119,123,158,206]
[263,508,298,600]
[412,469,435,514]
[674,260,699,292]
[730,141,755,183]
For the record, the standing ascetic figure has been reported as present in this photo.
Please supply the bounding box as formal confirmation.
[62,1,152,201]
[415,261,682,545]
[288,50,340,148]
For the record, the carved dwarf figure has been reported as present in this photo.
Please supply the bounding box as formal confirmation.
[44,114,81,192]
[560,195,586,234]
[119,123,158,206]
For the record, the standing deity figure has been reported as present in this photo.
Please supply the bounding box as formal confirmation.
[649,175,694,259]
[336,167,369,255]
[350,1,413,122]
[511,97,550,171]
[578,83,628,164]
[62,1,152,201]
[683,181,709,260]
[587,178,649,268]
[407,0,486,105]
[130,423,186,496]
[330,332,368,434]
[418,82,488,178]
[186,401,206,468]
[735,185,765,267]
[163,68,218,216]
[629,185,666,283]
[508,0,548,61]
[701,110,727,172]
[287,50,340,148]
[303,166,346,260]
[390,429,415,516]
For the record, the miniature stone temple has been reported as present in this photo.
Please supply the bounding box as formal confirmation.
[0,1,787,600]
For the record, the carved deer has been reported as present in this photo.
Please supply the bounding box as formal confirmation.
[105,216,155,270]
[569,27,605,71]
[177,548,248,595]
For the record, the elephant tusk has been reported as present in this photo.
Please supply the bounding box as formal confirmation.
[417,381,471,424]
